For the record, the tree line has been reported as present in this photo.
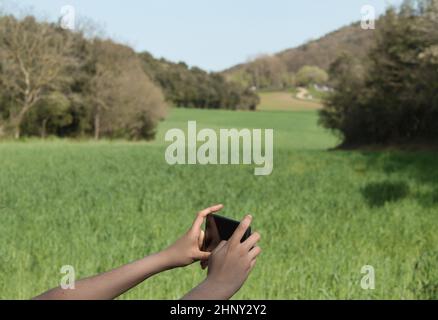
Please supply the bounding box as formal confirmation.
[225,54,329,91]
[0,14,259,140]
[320,0,438,147]
[0,15,167,140]
[139,52,259,110]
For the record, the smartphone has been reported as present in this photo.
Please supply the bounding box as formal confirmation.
[202,214,252,252]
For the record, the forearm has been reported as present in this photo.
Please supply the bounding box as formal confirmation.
[182,279,234,300]
[34,250,174,300]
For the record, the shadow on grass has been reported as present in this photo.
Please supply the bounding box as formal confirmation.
[361,181,410,208]
[359,151,438,208]
[417,190,438,208]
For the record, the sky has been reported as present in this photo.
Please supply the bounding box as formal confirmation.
[1,0,403,71]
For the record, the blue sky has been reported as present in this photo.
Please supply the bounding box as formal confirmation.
[2,0,403,71]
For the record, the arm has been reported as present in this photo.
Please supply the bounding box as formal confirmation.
[182,215,262,300]
[34,251,174,300]
[33,204,224,300]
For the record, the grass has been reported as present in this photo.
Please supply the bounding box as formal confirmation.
[1,107,438,299]
[258,91,322,111]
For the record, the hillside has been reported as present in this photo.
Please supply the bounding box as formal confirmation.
[139,52,259,110]
[278,22,375,72]
[223,22,376,86]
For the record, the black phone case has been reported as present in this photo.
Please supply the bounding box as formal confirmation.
[202,214,252,252]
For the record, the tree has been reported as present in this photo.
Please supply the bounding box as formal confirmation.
[87,40,166,139]
[139,52,260,110]
[416,0,438,137]
[320,0,438,146]
[242,54,291,90]
[35,92,72,138]
[0,16,74,138]
[296,65,328,87]
[319,53,367,144]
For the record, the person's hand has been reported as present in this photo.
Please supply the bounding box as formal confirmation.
[204,215,261,299]
[163,204,224,268]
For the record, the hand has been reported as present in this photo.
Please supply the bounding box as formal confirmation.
[163,204,224,268]
[204,215,261,299]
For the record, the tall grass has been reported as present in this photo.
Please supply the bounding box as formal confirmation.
[1,108,437,299]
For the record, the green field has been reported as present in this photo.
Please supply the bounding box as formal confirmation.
[258,91,322,111]
[1,107,438,299]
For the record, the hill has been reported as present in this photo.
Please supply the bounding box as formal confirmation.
[223,22,376,88]
[138,52,259,110]
[277,22,375,72]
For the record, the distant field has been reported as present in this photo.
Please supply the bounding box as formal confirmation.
[154,108,335,150]
[258,91,323,111]
[1,108,438,299]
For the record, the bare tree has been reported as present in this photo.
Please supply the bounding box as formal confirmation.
[244,54,290,89]
[0,15,74,138]
[88,39,166,140]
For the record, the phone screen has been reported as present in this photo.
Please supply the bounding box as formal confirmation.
[202,214,252,252]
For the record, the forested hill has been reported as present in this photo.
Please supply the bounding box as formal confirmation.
[0,14,260,141]
[223,22,376,89]
[277,22,375,72]
[139,52,259,110]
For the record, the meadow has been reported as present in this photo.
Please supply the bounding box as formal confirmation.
[1,107,438,299]
[258,91,322,111]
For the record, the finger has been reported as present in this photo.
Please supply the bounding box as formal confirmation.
[198,230,205,249]
[201,241,226,270]
[243,232,260,250]
[230,215,252,245]
[195,250,211,261]
[248,246,262,260]
[212,240,227,255]
[250,259,257,270]
[191,204,224,231]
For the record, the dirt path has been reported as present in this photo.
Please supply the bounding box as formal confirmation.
[258,91,323,111]
[296,87,311,100]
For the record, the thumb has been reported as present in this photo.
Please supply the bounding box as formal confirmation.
[198,230,205,249]
[196,250,211,261]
